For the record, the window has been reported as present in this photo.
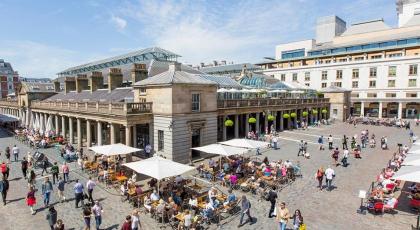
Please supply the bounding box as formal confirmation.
[355,57,364,61]
[388,66,396,77]
[304,72,310,81]
[336,70,343,79]
[409,79,417,87]
[332,82,342,87]
[333,109,338,116]
[388,80,395,87]
[158,130,164,151]
[305,83,310,87]
[325,60,331,64]
[409,64,418,75]
[292,73,298,81]
[280,74,286,81]
[352,69,359,79]
[370,55,382,60]
[192,94,200,112]
[321,83,327,88]
[388,53,402,58]
[369,67,377,78]
[351,93,359,98]
[407,93,417,98]
[369,80,376,88]
[321,71,328,80]
[281,49,305,59]
[386,93,396,98]
[139,88,146,95]
[338,58,347,63]
[352,81,358,88]
[367,93,377,98]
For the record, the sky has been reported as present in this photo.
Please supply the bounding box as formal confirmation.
[0,0,398,78]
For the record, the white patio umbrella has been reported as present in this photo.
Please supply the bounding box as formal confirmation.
[123,156,195,192]
[220,138,270,149]
[408,145,420,154]
[45,116,53,136]
[413,142,420,146]
[392,165,420,183]
[89,143,141,156]
[29,113,34,129]
[191,144,248,156]
[402,154,420,166]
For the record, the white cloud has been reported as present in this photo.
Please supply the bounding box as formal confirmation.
[110,15,127,31]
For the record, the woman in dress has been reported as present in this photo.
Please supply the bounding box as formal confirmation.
[26,186,36,215]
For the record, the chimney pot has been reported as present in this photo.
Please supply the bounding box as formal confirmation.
[168,62,182,72]
[108,68,123,92]
[131,64,148,85]
[64,77,76,94]
[89,71,104,92]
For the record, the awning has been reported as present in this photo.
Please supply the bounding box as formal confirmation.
[191,144,249,156]
[89,143,141,156]
[0,114,19,123]
[392,165,420,183]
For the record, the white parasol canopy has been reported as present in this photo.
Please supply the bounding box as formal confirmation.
[402,154,420,166]
[392,165,420,183]
[220,138,270,149]
[191,144,249,156]
[217,88,229,93]
[408,145,420,154]
[413,142,420,146]
[123,156,195,180]
[89,143,141,156]
[45,116,53,133]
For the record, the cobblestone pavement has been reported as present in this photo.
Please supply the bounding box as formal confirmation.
[0,122,418,230]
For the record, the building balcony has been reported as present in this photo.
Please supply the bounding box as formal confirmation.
[30,101,152,116]
[217,98,329,109]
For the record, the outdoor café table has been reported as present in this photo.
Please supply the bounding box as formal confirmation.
[175,212,186,222]
[128,188,136,196]
[216,194,227,202]
[261,176,273,181]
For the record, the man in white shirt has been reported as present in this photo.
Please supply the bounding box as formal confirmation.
[12,145,19,162]
[145,144,152,158]
[325,166,335,191]
[284,160,293,168]
[273,136,279,150]
[175,175,183,185]
[342,149,349,167]
[86,177,96,204]
[150,190,160,201]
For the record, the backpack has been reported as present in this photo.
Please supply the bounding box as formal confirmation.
[1,164,6,173]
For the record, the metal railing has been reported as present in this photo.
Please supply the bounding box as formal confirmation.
[217,98,329,109]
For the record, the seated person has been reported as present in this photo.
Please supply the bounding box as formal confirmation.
[135,185,143,195]
[208,187,217,200]
[144,196,153,213]
[183,210,192,230]
[223,162,230,172]
[223,189,236,207]
[40,139,47,148]
[208,158,217,170]
[175,175,183,185]
[229,174,238,187]
[264,167,272,177]
[148,178,158,189]
[210,196,220,209]
[188,195,198,209]
[156,199,166,215]
[202,202,214,220]
[150,190,160,202]
[383,196,397,210]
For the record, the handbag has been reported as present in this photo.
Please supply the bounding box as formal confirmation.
[299,223,306,230]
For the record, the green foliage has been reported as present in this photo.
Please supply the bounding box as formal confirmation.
[267,115,275,121]
[224,119,234,127]
[321,109,328,114]
[283,113,290,119]
[312,109,318,114]
[248,117,257,124]
[302,111,308,117]
[290,112,297,118]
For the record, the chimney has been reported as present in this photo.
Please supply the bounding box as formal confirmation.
[168,62,182,72]
[108,68,123,92]
[75,74,89,93]
[89,71,103,92]
[53,81,61,92]
[64,77,76,94]
[200,62,205,68]
[213,60,218,66]
[131,64,148,85]
[221,60,227,65]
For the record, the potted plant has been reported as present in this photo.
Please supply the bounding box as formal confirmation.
[248,117,257,124]
[283,113,290,119]
[290,112,297,118]
[302,111,308,117]
[321,109,328,114]
[267,115,275,121]
[224,119,234,127]
[312,109,318,114]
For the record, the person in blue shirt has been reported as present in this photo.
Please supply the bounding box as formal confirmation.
[224,189,236,207]
[74,179,84,208]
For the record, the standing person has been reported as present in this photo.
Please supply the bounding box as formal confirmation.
[145,144,152,158]
[5,146,11,163]
[26,186,37,215]
[0,176,9,205]
[28,168,36,188]
[316,167,324,190]
[51,162,59,184]
[86,177,96,204]
[268,186,278,218]
[332,148,339,167]
[62,162,69,183]
[328,135,333,150]
[297,140,304,157]
[291,209,304,230]
[1,162,8,179]
[131,209,142,230]
[21,157,28,179]
[121,215,132,230]
[342,135,348,150]
[238,195,253,227]
[276,202,290,230]
[273,136,279,150]
[41,156,49,176]
[318,135,324,150]
[342,148,349,167]
[12,145,19,162]
[91,200,103,230]
[41,176,53,207]
[325,166,335,191]
[74,179,85,208]
[54,219,65,230]
[57,176,66,202]
[46,206,58,230]
[82,207,92,230]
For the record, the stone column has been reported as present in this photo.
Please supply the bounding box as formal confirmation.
[110,123,116,144]
[132,125,137,148]
[273,112,277,131]
[26,109,31,127]
[86,119,92,148]
[378,102,383,119]
[245,114,249,134]
[222,116,227,141]
[149,123,154,148]
[97,121,103,146]
[55,115,59,134]
[398,102,403,119]
[264,113,268,134]
[69,117,74,144]
[360,102,365,117]
[77,118,82,149]
[61,116,66,138]
[280,111,284,131]
[234,115,239,138]
[40,113,44,132]
[126,125,133,162]
[256,113,260,134]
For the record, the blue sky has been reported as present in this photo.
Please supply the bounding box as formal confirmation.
[0,0,397,78]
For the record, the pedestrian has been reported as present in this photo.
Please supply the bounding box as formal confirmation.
[5,146,10,163]
[91,200,103,230]
[74,179,85,208]
[46,206,58,230]
[328,135,333,150]
[42,176,53,207]
[82,207,92,230]
[131,209,142,230]
[0,176,9,205]
[268,186,278,218]
[325,166,335,191]
[315,167,324,190]
[86,177,96,204]
[1,162,8,179]
[57,176,66,202]
[41,156,49,176]
[54,219,65,230]
[276,202,290,230]
[51,162,59,184]
[332,148,339,167]
[62,162,69,183]
[342,135,348,150]
[145,143,152,158]
[121,215,132,230]
[21,157,28,179]
[26,186,37,215]
[342,148,349,167]
[238,195,253,227]
[273,136,279,150]
[318,135,324,150]
[297,140,304,156]
[28,168,36,188]
[291,209,304,230]
[12,144,19,162]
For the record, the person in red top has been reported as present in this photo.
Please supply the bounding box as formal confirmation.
[121,215,132,230]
